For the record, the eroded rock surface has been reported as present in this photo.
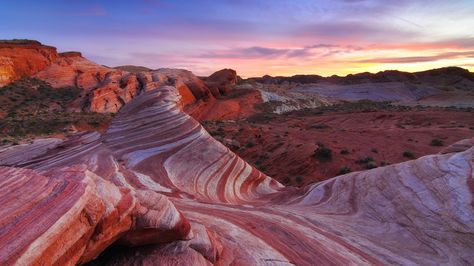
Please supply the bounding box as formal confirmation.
[0,40,58,86]
[0,76,473,265]
[205,68,238,95]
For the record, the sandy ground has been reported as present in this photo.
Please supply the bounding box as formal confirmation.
[203,108,474,186]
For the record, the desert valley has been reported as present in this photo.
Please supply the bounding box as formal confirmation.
[0,39,473,265]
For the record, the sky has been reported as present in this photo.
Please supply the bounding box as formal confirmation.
[1,0,474,77]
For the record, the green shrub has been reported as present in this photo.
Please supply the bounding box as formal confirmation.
[310,123,327,129]
[340,149,349,155]
[366,161,378,169]
[338,166,351,175]
[295,176,304,183]
[355,156,374,164]
[246,142,255,148]
[403,151,415,158]
[430,138,444,146]
[313,143,332,161]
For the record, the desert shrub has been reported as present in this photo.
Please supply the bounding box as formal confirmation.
[295,176,304,184]
[403,151,415,158]
[430,138,444,146]
[355,156,374,164]
[246,142,255,148]
[340,148,349,155]
[282,176,291,184]
[338,166,351,175]
[371,148,378,153]
[310,123,327,129]
[313,143,332,161]
[366,161,378,169]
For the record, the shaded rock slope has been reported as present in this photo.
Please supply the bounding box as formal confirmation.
[0,73,473,265]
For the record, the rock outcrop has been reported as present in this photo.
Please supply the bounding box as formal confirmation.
[1,40,473,265]
[1,71,473,265]
[0,40,58,86]
[34,56,223,112]
[0,165,190,265]
[205,68,238,95]
[0,40,225,114]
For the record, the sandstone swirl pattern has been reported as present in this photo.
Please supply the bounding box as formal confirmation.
[0,75,473,265]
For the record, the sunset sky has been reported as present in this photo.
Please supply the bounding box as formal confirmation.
[1,0,474,77]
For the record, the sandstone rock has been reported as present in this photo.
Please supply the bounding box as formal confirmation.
[34,52,110,90]
[205,68,238,95]
[0,164,191,265]
[440,137,474,154]
[1,57,473,265]
[0,40,58,86]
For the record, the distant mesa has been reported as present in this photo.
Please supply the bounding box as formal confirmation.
[247,66,474,86]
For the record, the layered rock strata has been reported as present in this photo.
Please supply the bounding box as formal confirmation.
[0,75,473,265]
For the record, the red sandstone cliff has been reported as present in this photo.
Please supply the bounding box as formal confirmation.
[0,40,229,114]
[0,40,58,86]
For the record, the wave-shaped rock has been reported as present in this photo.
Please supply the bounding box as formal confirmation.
[0,165,190,265]
[0,71,473,265]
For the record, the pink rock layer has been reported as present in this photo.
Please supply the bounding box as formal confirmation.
[0,73,473,265]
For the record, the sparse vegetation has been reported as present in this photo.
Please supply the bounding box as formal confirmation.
[403,151,415,159]
[338,166,351,175]
[355,156,374,164]
[313,142,332,161]
[366,161,378,169]
[371,148,378,153]
[0,78,113,141]
[340,148,349,155]
[246,142,255,148]
[310,123,327,129]
[295,176,304,184]
[430,138,444,146]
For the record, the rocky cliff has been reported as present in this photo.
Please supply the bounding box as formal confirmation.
[0,40,58,86]
[0,41,232,114]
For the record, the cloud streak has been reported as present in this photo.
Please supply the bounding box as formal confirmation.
[1,0,473,76]
[358,51,474,64]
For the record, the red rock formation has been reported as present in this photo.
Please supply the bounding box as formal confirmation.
[205,68,238,95]
[0,40,58,86]
[0,163,190,265]
[0,40,221,113]
[1,42,473,265]
[1,75,473,265]
[34,54,217,112]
